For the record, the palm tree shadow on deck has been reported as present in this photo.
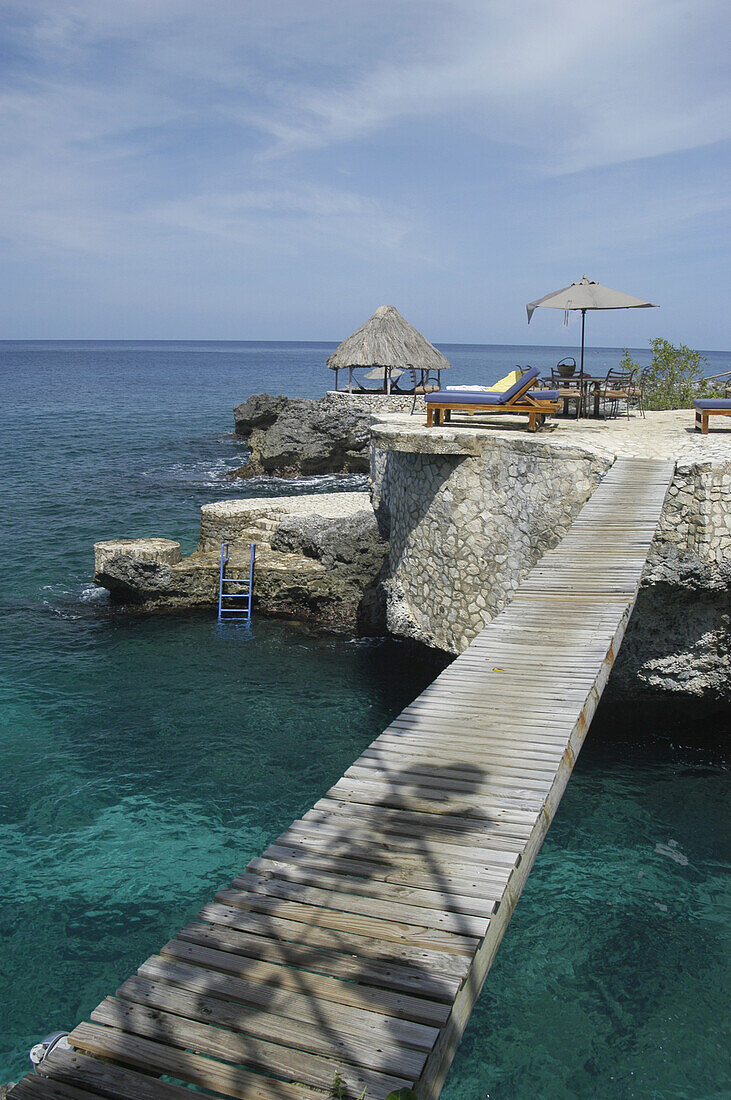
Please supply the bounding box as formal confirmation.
[88,756,520,1099]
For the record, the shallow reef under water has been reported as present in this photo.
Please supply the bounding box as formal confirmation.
[1,605,728,1097]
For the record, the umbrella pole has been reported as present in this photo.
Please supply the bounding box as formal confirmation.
[579,309,586,417]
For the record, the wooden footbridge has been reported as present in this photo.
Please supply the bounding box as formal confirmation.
[17,458,674,1100]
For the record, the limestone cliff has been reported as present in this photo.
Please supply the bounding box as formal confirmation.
[231,392,414,477]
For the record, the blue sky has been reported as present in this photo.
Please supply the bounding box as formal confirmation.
[1,0,729,346]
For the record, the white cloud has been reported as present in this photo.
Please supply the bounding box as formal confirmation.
[0,0,728,339]
[236,0,730,172]
[5,1,727,171]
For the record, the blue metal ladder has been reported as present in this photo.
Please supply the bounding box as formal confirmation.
[217,542,255,621]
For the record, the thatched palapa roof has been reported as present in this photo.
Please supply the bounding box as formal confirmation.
[326,305,451,372]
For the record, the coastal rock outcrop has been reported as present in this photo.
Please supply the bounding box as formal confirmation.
[610,546,730,703]
[271,509,388,627]
[231,392,414,478]
[94,492,389,631]
[93,538,183,603]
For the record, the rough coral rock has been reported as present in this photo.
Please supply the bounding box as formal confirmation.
[232,392,415,477]
[271,509,388,629]
[94,538,183,603]
[233,394,370,476]
[93,495,388,631]
[610,548,731,704]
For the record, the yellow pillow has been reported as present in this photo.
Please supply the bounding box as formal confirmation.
[487,369,521,392]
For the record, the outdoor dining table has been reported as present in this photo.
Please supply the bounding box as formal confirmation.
[554,374,606,418]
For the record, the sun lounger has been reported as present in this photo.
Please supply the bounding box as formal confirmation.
[426,366,560,431]
[694,399,731,433]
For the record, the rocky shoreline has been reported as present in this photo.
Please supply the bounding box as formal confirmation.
[231,391,415,477]
[95,492,389,632]
[93,397,730,709]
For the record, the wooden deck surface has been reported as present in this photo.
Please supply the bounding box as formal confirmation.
[20,457,674,1100]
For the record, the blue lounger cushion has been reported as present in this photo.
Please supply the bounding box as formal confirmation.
[694,399,731,409]
[426,365,543,405]
[426,388,558,405]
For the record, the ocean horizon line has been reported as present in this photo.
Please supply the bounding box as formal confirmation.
[1,337,728,355]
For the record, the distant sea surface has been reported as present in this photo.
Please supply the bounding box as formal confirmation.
[0,341,728,1095]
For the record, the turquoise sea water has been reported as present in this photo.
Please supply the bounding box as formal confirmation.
[1,341,729,1095]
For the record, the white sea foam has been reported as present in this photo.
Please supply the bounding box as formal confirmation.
[241,472,369,494]
[142,456,245,489]
[79,583,108,603]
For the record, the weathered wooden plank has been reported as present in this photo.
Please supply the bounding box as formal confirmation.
[344,761,553,796]
[248,851,509,904]
[325,776,544,816]
[363,740,563,773]
[10,1076,103,1100]
[37,1045,210,1098]
[68,1021,325,1100]
[279,821,521,866]
[361,747,562,782]
[230,872,495,932]
[116,975,428,1079]
[261,839,514,882]
[198,900,473,978]
[90,997,412,1098]
[308,797,536,839]
[159,939,453,1026]
[137,955,440,1051]
[386,712,580,740]
[176,919,462,1001]
[379,725,570,756]
[214,886,481,956]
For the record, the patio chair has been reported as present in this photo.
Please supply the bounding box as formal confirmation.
[628,367,650,418]
[599,368,635,418]
[425,366,560,432]
[550,366,585,418]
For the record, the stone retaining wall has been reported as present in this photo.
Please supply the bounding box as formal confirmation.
[370,413,730,703]
[324,391,418,414]
[372,438,609,652]
[655,461,731,563]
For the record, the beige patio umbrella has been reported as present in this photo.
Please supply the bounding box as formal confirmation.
[526,275,657,376]
[327,304,451,393]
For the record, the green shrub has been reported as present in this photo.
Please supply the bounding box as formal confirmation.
[621,339,709,410]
